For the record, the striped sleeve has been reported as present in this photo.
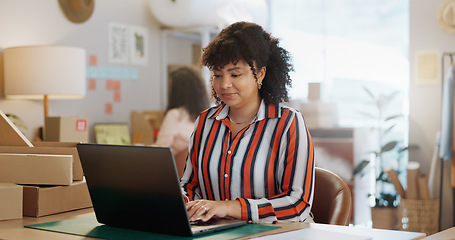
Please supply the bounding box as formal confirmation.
[180,110,208,201]
[238,109,315,223]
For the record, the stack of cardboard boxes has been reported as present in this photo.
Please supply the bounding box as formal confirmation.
[0,111,92,220]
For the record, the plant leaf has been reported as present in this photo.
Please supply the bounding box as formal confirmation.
[376,172,386,182]
[383,124,396,135]
[386,91,400,101]
[353,160,370,175]
[381,141,398,153]
[398,144,419,153]
[363,86,376,100]
[5,113,28,130]
[385,114,402,121]
[380,91,400,109]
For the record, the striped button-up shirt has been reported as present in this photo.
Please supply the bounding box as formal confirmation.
[181,100,314,223]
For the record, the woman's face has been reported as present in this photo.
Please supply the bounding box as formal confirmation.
[212,60,265,110]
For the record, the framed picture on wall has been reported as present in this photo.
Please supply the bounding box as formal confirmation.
[108,23,129,64]
[130,25,149,65]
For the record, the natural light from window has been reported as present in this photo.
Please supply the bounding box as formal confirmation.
[268,0,409,226]
[268,0,409,128]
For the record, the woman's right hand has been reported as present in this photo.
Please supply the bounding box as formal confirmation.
[186,199,241,222]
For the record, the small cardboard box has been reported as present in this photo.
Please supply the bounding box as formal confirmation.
[22,179,92,217]
[0,110,33,147]
[131,110,165,145]
[0,153,72,186]
[0,183,23,220]
[45,116,89,143]
[0,142,83,181]
[308,82,322,101]
[300,102,338,127]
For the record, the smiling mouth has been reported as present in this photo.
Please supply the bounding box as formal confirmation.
[223,93,236,98]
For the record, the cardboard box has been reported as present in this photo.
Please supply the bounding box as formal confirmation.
[0,142,83,181]
[0,110,33,147]
[308,82,322,101]
[45,116,89,143]
[300,101,338,127]
[0,183,23,220]
[131,110,165,145]
[0,112,84,181]
[22,179,92,217]
[0,153,72,186]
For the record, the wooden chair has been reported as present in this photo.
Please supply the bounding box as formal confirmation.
[312,167,352,225]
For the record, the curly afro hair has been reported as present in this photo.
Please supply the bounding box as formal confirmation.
[201,21,293,105]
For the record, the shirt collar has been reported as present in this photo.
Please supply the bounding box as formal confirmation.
[209,100,281,121]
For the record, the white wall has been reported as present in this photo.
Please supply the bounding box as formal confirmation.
[0,0,195,142]
[409,0,455,230]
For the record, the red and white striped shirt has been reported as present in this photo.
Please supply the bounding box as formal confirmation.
[181,100,314,223]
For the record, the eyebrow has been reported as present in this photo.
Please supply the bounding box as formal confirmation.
[225,66,246,72]
[213,66,247,72]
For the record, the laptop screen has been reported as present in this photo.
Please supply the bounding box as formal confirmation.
[77,143,193,236]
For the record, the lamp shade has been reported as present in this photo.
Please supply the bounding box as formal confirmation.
[3,46,86,100]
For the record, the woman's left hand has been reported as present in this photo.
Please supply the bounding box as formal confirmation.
[186,199,241,222]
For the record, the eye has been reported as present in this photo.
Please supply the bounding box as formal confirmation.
[212,74,222,79]
[231,74,241,78]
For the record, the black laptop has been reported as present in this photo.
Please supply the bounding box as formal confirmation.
[76,143,246,237]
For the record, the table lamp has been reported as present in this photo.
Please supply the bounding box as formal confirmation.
[3,46,86,119]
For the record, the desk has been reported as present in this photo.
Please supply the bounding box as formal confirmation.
[422,226,455,239]
[0,208,427,240]
[0,208,98,240]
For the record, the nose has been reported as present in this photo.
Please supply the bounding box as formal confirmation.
[219,76,233,89]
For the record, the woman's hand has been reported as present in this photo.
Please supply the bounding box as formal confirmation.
[186,199,241,222]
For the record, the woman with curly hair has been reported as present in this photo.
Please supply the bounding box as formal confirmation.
[181,21,314,224]
[154,67,209,177]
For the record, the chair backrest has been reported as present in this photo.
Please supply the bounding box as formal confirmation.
[312,167,352,225]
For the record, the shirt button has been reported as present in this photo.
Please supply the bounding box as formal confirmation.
[228,150,231,154]
[224,174,228,178]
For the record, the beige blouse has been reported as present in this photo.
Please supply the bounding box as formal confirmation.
[154,107,194,177]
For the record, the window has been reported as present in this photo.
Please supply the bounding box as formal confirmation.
[268,0,409,128]
[269,0,409,225]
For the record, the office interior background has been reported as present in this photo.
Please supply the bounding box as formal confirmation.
[0,0,454,230]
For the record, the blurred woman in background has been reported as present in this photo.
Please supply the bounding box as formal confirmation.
[154,67,210,177]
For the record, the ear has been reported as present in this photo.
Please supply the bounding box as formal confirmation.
[256,66,266,85]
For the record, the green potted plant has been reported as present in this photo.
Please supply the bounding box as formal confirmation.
[353,87,416,229]
[5,113,28,131]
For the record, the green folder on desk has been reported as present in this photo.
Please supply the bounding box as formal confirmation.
[26,215,280,240]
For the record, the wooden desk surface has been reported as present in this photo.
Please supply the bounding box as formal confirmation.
[0,208,98,240]
[0,208,429,240]
[422,226,455,240]
[0,208,308,240]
